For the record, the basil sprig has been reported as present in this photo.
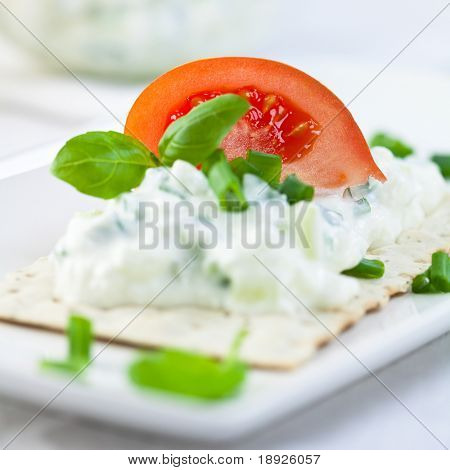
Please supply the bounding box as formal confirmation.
[50,94,316,209]
[51,131,159,199]
[158,94,249,166]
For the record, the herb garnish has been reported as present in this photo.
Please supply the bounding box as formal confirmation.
[208,155,248,212]
[342,258,385,279]
[41,315,92,374]
[52,131,159,199]
[51,95,318,210]
[412,251,450,294]
[278,174,314,204]
[159,94,249,166]
[230,150,282,187]
[369,132,413,158]
[431,154,450,179]
[128,329,248,400]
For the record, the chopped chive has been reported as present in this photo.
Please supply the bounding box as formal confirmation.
[411,270,439,294]
[429,251,450,293]
[41,314,92,374]
[369,132,413,158]
[411,251,450,294]
[411,272,429,293]
[229,150,282,187]
[229,157,257,179]
[431,154,450,179]
[208,157,247,211]
[278,174,314,204]
[342,258,385,279]
[67,315,92,363]
[246,150,282,186]
[201,149,225,175]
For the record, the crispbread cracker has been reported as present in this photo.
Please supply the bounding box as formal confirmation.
[0,195,449,369]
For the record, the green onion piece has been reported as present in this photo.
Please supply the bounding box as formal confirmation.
[67,315,92,364]
[128,330,247,400]
[429,251,450,293]
[229,157,257,179]
[369,132,413,158]
[411,270,439,294]
[411,252,450,294]
[201,149,225,175]
[229,151,282,187]
[208,158,247,211]
[431,154,450,179]
[245,150,282,186]
[342,258,385,279]
[41,314,92,374]
[278,174,314,204]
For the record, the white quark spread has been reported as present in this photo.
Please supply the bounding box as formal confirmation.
[52,147,448,315]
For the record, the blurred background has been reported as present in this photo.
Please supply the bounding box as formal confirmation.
[0,0,450,450]
[1,0,449,161]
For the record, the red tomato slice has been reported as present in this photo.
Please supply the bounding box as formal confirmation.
[125,57,385,189]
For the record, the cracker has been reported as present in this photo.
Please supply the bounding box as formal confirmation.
[0,195,449,369]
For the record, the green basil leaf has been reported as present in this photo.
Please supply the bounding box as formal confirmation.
[129,350,246,400]
[158,94,249,166]
[51,131,159,199]
[128,330,247,400]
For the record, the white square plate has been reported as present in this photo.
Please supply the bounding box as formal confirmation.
[0,145,449,442]
[0,64,449,442]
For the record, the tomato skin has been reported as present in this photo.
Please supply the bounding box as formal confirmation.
[125,57,385,189]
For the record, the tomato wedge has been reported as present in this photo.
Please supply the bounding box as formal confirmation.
[125,57,385,189]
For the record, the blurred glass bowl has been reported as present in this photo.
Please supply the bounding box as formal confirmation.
[2,0,272,80]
